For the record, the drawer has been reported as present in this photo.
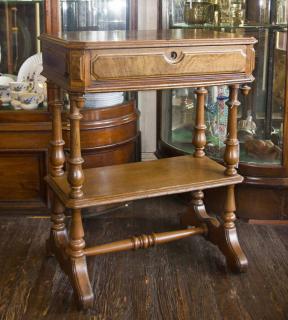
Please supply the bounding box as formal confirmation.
[90,45,252,81]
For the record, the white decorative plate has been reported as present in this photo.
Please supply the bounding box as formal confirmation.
[84,92,124,108]
[85,92,124,100]
[17,53,46,83]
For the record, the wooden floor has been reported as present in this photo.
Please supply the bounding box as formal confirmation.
[0,196,288,320]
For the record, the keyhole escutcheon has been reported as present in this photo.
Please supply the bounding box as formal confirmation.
[170,51,178,60]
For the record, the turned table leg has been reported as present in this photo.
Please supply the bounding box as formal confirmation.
[224,84,240,176]
[220,184,248,272]
[66,93,94,308]
[67,93,85,199]
[193,87,208,157]
[220,84,248,272]
[182,84,248,272]
[48,81,65,177]
[46,81,68,259]
[46,196,70,273]
[67,208,94,309]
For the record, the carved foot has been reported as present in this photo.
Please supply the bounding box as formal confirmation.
[217,185,248,272]
[67,256,94,309]
[183,190,248,273]
[195,206,249,273]
[208,225,248,273]
[47,229,70,274]
[66,208,94,309]
[49,229,94,308]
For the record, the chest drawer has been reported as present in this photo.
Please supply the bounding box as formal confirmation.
[90,45,253,81]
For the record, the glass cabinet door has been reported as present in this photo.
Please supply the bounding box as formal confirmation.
[276,0,288,24]
[0,0,45,111]
[168,0,272,27]
[159,0,287,166]
[61,0,130,32]
[0,0,44,75]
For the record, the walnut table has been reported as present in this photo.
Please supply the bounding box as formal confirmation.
[40,29,256,309]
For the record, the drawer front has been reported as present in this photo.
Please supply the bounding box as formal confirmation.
[90,45,251,81]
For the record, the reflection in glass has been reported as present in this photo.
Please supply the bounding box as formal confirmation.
[276,0,288,24]
[245,0,270,25]
[219,0,246,26]
[161,86,230,159]
[169,0,273,26]
[61,0,128,32]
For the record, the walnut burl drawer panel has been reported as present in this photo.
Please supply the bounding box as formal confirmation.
[90,46,249,81]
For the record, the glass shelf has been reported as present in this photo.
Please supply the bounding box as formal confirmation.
[0,0,43,3]
[171,22,287,30]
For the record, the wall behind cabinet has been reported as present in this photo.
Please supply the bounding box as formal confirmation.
[137,0,158,160]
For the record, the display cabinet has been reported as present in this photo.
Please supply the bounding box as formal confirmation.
[61,0,135,31]
[0,0,139,213]
[0,0,44,74]
[157,0,288,220]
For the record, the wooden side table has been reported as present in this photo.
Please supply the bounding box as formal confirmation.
[40,29,256,309]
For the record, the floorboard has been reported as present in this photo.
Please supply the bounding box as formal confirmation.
[0,196,287,320]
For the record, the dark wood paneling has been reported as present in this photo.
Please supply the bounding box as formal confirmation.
[205,185,288,221]
[82,139,138,169]
[0,151,47,204]
[0,132,51,149]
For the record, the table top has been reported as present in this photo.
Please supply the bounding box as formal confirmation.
[40,29,257,49]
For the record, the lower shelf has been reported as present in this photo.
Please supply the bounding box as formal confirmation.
[46,155,243,209]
